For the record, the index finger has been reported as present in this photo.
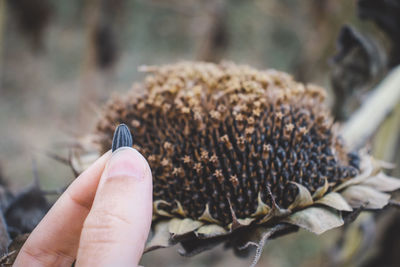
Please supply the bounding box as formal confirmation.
[14,151,112,267]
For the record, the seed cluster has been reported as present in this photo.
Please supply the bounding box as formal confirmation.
[96,62,359,226]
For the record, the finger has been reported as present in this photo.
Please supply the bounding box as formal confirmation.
[14,151,112,267]
[76,147,152,267]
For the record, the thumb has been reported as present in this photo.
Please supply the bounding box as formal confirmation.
[76,147,152,267]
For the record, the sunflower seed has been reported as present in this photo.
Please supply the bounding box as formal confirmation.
[111,124,133,152]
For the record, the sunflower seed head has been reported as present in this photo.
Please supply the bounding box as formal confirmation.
[111,124,133,152]
[90,62,400,264]
[97,62,359,225]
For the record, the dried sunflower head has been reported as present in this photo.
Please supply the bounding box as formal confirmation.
[88,62,400,263]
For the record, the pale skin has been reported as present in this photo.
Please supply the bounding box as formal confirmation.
[14,147,153,267]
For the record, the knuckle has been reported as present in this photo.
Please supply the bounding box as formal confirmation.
[65,189,91,212]
[84,209,132,232]
[103,174,138,188]
[19,245,74,266]
[81,210,133,247]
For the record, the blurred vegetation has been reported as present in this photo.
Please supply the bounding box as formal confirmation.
[0,0,399,266]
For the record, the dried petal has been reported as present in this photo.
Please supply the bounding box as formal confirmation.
[341,185,391,209]
[168,218,203,237]
[312,178,329,199]
[71,151,100,174]
[195,224,227,238]
[251,193,271,217]
[145,221,173,252]
[361,172,400,192]
[316,192,353,212]
[153,200,173,217]
[283,207,344,234]
[288,182,314,210]
[198,204,220,224]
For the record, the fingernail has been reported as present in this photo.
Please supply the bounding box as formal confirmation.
[105,147,146,179]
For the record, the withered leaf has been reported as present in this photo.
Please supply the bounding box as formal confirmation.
[4,187,50,238]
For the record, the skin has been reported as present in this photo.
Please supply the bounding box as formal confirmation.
[14,147,153,267]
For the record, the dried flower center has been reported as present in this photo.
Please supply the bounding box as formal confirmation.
[96,62,359,226]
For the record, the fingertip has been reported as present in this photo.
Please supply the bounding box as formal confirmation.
[105,147,150,180]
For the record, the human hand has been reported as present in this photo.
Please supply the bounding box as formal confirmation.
[14,147,153,266]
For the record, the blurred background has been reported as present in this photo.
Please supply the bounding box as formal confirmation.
[0,0,399,266]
